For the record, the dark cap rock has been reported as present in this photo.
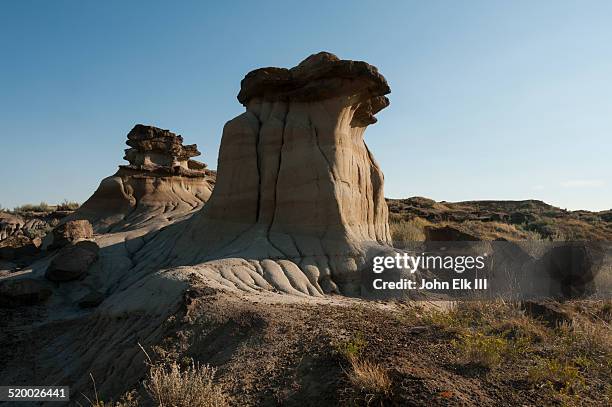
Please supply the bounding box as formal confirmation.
[237,51,391,126]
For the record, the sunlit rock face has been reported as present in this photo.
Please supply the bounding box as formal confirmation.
[168,52,394,296]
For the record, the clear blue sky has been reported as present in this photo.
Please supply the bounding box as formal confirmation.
[1,1,610,211]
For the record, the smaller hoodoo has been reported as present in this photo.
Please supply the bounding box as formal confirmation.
[63,124,216,233]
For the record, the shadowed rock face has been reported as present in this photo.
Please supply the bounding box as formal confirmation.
[64,125,216,233]
[167,52,394,296]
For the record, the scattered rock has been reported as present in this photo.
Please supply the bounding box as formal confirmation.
[0,212,25,240]
[0,278,52,307]
[0,234,41,261]
[77,290,105,308]
[1,211,72,243]
[45,241,99,282]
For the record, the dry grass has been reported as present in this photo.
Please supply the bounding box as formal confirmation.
[13,201,51,213]
[57,199,80,211]
[420,300,524,331]
[568,317,612,355]
[418,299,612,402]
[389,218,427,243]
[347,357,392,399]
[144,359,229,407]
[454,220,542,241]
[336,333,392,403]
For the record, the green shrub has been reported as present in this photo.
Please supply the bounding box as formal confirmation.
[335,332,368,360]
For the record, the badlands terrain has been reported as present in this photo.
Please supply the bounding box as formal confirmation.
[1,53,611,406]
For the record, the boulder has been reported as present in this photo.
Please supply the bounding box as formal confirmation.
[45,240,99,282]
[0,278,52,307]
[21,216,57,240]
[49,219,94,249]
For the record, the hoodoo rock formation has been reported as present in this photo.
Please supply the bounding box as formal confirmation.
[142,52,398,296]
[3,53,609,403]
[0,53,405,398]
[64,125,216,233]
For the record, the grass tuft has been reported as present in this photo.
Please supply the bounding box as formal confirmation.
[143,359,229,407]
[347,357,392,399]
